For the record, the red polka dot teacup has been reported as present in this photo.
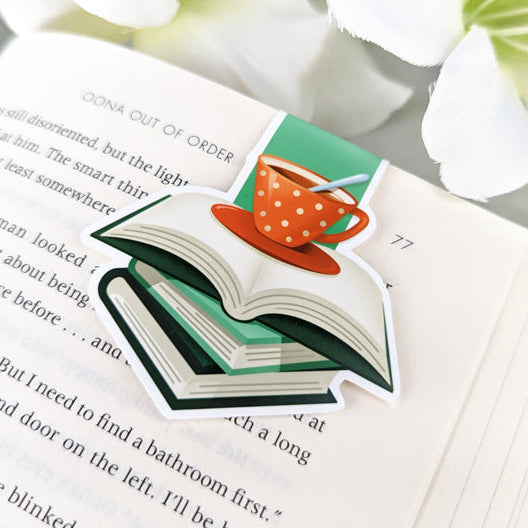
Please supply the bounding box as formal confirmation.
[253,155,369,248]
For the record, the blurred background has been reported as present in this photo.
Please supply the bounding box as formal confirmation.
[1,16,526,227]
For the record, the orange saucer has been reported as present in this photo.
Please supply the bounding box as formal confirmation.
[211,204,341,275]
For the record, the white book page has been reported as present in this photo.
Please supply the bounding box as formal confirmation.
[1,32,528,528]
[414,252,528,527]
[482,323,528,528]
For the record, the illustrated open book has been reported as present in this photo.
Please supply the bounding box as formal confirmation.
[92,192,395,401]
[2,31,528,528]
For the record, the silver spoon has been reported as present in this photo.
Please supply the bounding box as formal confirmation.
[309,173,370,193]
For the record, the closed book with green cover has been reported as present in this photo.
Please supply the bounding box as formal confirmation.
[98,267,339,410]
[130,259,337,375]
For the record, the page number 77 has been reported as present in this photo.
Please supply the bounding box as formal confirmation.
[390,234,414,249]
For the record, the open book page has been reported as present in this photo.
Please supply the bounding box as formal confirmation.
[100,193,268,308]
[1,31,528,528]
[352,166,528,526]
[510,416,528,528]
[453,319,528,528]
[415,250,528,527]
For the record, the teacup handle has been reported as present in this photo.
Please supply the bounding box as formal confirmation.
[314,208,369,244]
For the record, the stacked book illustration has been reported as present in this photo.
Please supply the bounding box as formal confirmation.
[91,188,396,414]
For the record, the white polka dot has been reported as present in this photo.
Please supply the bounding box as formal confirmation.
[338,208,345,214]
[274,201,282,207]
[260,170,267,176]
[281,220,289,227]
[315,203,323,211]
[264,225,271,232]
[257,190,265,197]
[296,208,304,215]
[260,211,266,217]
[320,221,327,227]
[293,190,301,197]
[302,230,310,237]
[273,182,280,189]
[286,236,292,243]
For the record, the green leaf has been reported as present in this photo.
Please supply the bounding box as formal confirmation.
[465,0,528,27]
[464,0,528,103]
[491,35,528,103]
[465,0,528,34]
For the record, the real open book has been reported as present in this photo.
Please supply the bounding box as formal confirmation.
[2,31,528,528]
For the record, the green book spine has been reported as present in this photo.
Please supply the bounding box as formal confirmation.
[129,260,337,375]
[164,274,293,345]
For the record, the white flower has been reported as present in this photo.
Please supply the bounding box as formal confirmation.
[0,0,412,138]
[0,0,179,33]
[328,0,528,200]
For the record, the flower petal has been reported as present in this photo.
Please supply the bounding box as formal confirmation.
[327,0,465,66]
[134,0,410,134]
[133,0,330,118]
[0,0,75,34]
[74,0,179,28]
[311,29,413,137]
[422,26,528,200]
[0,0,131,40]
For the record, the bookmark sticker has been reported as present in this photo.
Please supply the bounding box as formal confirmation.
[86,113,399,419]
